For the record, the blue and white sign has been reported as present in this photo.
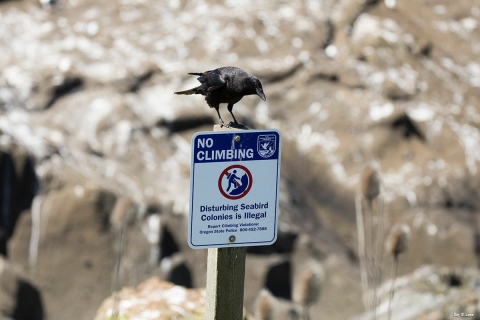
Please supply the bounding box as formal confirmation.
[189,129,282,249]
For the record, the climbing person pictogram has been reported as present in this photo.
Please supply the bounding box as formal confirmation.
[226,170,240,192]
[218,165,253,200]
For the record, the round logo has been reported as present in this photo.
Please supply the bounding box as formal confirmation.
[218,164,253,200]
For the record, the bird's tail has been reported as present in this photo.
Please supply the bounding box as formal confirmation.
[188,72,203,76]
[174,87,199,95]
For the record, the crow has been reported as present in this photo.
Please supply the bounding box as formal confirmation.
[174,66,266,128]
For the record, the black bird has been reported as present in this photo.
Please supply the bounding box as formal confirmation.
[174,66,266,127]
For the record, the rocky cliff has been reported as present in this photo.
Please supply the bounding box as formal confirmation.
[0,0,479,319]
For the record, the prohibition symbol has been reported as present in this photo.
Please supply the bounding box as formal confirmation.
[218,164,253,200]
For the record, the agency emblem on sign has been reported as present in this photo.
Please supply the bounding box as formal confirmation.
[257,134,276,158]
[189,129,282,249]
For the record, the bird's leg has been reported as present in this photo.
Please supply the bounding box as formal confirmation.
[227,104,248,129]
[227,103,239,125]
[215,106,227,127]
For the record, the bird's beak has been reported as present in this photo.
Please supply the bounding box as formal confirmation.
[256,88,266,101]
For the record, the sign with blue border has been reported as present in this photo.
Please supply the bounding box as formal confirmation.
[189,129,282,249]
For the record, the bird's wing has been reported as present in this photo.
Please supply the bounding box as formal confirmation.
[205,69,227,92]
[207,85,223,92]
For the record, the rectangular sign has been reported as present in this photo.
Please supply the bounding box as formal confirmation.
[189,129,282,249]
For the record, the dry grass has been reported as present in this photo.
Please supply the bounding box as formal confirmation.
[292,261,324,319]
[386,223,411,320]
[254,289,274,320]
[356,163,411,320]
[356,163,384,319]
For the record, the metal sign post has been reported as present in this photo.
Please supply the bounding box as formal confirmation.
[190,125,282,320]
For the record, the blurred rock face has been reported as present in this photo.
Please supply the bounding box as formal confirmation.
[356,266,480,320]
[0,257,44,320]
[0,0,480,319]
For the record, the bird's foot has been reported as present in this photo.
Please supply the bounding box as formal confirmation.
[228,122,249,130]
